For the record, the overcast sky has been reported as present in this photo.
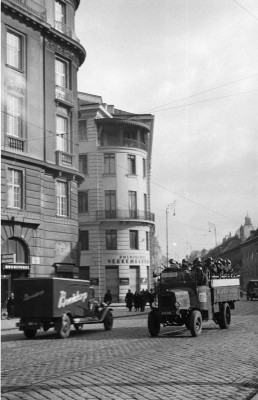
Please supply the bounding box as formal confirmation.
[76,0,258,260]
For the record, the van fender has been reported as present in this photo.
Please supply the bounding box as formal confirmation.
[97,307,113,322]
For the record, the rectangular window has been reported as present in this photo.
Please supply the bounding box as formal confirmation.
[104,153,115,174]
[143,158,146,178]
[129,191,137,218]
[56,181,68,216]
[127,154,136,174]
[106,230,117,250]
[7,169,23,209]
[78,191,88,213]
[79,154,88,175]
[55,58,68,88]
[6,30,23,70]
[56,111,70,152]
[79,230,89,251]
[79,120,87,140]
[146,231,149,250]
[105,190,116,218]
[6,94,22,137]
[130,230,138,250]
[55,0,66,32]
[144,193,147,215]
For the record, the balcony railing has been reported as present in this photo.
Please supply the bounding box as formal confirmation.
[8,0,47,21]
[54,20,72,37]
[55,150,74,168]
[97,209,155,222]
[55,85,74,107]
[5,135,25,152]
[123,138,148,151]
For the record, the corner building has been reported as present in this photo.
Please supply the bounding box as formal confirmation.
[78,93,155,302]
[1,0,86,302]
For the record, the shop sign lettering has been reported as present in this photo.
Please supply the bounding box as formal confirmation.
[107,255,149,265]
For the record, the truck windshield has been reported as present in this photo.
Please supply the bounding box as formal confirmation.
[160,268,194,288]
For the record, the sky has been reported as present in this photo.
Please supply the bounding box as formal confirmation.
[76,0,258,261]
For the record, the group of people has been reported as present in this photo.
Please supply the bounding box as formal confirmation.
[168,256,239,279]
[125,289,155,312]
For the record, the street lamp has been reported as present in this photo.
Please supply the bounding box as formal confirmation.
[166,201,176,267]
[208,222,217,247]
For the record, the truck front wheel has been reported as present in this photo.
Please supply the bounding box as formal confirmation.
[24,329,37,339]
[189,310,202,337]
[148,311,160,337]
[57,314,71,338]
[218,303,231,329]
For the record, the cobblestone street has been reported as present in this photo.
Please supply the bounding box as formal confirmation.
[1,300,258,400]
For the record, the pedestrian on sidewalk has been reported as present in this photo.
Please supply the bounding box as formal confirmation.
[125,289,134,312]
[104,289,112,305]
[133,291,140,311]
[7,292,14,319]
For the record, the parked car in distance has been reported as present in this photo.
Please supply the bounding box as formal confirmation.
[247,280,258,301]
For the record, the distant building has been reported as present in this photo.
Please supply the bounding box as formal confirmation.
[1,0,86,303]
[77,92,155,301]
[241,229,258,290]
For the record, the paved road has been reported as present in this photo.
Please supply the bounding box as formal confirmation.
[1,299,258,400]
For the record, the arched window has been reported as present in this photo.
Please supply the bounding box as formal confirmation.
[1,237,28,263]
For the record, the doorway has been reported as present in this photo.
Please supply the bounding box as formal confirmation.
[129,266,140,293]
[105,266,119,302]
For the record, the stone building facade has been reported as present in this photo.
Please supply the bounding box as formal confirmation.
[1,0,86,303]
[77,93,155,301]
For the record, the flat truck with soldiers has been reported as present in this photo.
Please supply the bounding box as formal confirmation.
[148,257,241,337]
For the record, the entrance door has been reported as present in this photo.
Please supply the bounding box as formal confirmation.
[130,266,140,293]
[105,266,119,302]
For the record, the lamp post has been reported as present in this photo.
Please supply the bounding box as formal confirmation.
[208,222,217,247]
[166,201,176,267]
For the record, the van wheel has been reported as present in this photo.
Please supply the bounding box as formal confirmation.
[57,314,71,338]
[104,311,113,331]
[148,311,160,337]
[189,310,202,337]
[218,303,231,329]
[24,329,37,339]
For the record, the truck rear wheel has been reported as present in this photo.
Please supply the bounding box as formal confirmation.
[24,329,37,339]
[104,311,113,330]
[218,303,231,329]
[148,311,160,337]
[189,310,202,337]
[57,314,71,338]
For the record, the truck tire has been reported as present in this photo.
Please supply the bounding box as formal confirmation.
[24,329,37,339]
[104,311,113,331]
[57,314,71,338]
[189,310,202,337]
[148,311,160,337]
[218,303,231,329]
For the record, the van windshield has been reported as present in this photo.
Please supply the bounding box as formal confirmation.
[160,268,194,288]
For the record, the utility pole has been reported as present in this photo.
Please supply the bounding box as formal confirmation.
[166,201,176,267]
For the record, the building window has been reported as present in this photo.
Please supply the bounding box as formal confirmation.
[127,154,136,175]
[6,30,23,71]
[79,120,87,140]
[146,231,149,250]
[7,168,23,209]
[79,230,89,251]
[105,190,116,218]
[55,0,66,32]
[104,153,115,174]
[6,94,23,137]
[79,154,88,175]
[144,193,147,216]
[106,230,117,250]
[78,191,88,213]
[55,58,69,88]
[143,158,146,178]
[56,107,70,152]
[129,191,137,218]
[56,181,68,216]
[130,230,138,250]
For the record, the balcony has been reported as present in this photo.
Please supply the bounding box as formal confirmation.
[5,135,25,152]
[8,0,47,21]
[97,209,155,222]
[55,150,74,168]
[55,86,74,107]
[123,138,148,151]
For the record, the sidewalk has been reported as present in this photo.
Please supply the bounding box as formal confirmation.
[1,303,150,332]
